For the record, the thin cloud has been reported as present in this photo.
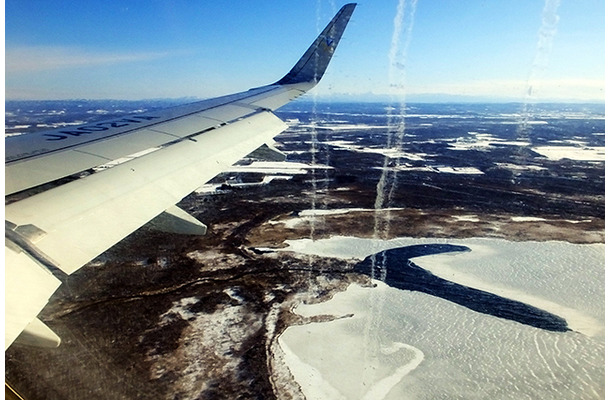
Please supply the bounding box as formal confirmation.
[394,78,605,101]
[5,46,174,73]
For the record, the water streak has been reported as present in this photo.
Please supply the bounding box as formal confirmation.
[517,0,561,139]
[307,1,338,246]
[307,0,323,249]
[373,0,418,262]
[307,102,320,247]
[363,0,419,390]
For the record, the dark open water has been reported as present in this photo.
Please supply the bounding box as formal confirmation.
[354,244,569,332]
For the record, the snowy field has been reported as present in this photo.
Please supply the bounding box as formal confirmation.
[274,236,604,399]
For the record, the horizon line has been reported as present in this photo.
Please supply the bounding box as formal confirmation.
[5,96,605,105]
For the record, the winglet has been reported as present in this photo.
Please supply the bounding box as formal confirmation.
[276,3,356,87]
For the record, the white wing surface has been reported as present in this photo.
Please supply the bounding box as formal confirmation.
[5,3,356,349]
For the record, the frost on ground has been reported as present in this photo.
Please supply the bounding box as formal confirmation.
[143,288,266,399]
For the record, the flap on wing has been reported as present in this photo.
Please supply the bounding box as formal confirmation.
[6,111,287,274]
[246,143,287,162]
[13,318,61,348]
[5,245,62,349]
[147,205,207,235]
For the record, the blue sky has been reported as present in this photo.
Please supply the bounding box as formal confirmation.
[5,0,605,101]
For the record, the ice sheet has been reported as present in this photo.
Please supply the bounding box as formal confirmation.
[275,236,604,399]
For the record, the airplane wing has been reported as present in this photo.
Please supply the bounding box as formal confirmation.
[4,3,356,349]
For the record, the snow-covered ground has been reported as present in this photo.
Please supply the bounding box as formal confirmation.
[532,146,605,161]
[271,208,403,230]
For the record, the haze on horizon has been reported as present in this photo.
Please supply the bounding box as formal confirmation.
[5,0,605,103]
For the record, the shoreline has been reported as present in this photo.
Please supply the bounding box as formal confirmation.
[247,207,605,249]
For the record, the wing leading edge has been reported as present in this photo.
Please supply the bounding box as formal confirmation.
[5,4,356,349]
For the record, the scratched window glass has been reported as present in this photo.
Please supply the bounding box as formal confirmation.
[5,1,604,399]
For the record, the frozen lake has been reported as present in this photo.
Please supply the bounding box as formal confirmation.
[274,237,604,399]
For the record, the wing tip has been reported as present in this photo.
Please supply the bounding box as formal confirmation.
[275,3,357,87]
